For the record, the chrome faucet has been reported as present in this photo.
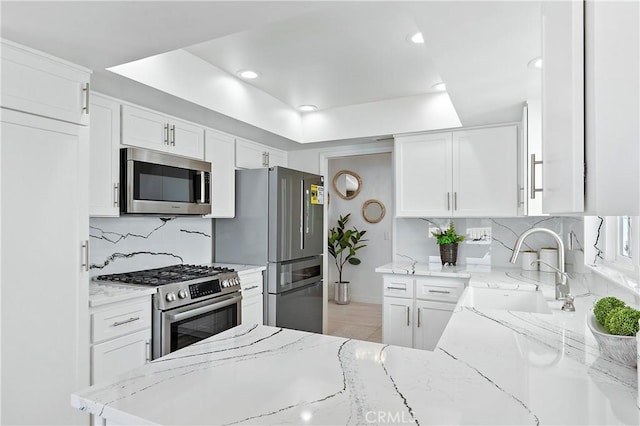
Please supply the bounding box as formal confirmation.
[509,228,569,300]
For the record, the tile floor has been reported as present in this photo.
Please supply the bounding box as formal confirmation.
[327,300,382,342]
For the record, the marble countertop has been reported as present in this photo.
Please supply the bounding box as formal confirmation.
[74,268,639,425]
[89,283,156,308]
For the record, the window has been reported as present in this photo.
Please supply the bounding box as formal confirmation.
[618,216,632,259]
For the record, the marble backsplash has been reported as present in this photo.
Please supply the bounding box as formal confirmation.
[396,216,584,268]
[89,216,213,276]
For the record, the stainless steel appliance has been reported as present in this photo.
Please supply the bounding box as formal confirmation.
[96,264,241,359]
[120,147,211,215]
[215,167,324,333]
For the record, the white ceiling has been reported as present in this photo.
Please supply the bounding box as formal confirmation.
[1,1,541,145]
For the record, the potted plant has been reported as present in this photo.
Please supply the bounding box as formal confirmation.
[328,213,367,305]
[432,222,465,266]
[588,296,639,367]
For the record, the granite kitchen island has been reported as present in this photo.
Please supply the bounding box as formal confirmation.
[72,268,639,425]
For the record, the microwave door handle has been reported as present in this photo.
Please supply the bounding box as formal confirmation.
[300,179,305,250]
[198,171,205,204]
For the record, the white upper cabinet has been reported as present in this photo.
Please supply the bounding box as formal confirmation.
[395,125,518,218]
[89,93,121,217]
[584,0,639,216]
[453,126,518,217]
[204,129,235,218]
[1,39,90,126]
[541,0,585,214]
[235,138,287,169]
[121,104,204,159]
[395,132,452,217]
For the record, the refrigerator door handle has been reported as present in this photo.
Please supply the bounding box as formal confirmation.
[300,179,305,250]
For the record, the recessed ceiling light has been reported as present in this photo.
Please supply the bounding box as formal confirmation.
[408,32,424,44]
[528,57,542,69]
[432,82,446,92]
[298,105,317,112]
[237,70,259,79]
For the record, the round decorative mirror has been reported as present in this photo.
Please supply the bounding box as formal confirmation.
[332,170,362,200]
[362,199,386,224]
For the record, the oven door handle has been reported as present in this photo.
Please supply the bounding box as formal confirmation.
[167,294,241,322]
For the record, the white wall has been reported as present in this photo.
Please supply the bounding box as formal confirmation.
[327,153,392,304]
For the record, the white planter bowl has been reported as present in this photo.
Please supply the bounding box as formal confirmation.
[587,313,637,367]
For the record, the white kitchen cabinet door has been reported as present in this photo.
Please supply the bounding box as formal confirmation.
[452,126,518,217]
[204,129,235,218]
[1,39,90,126]
[236,138,267,169]
[395,132,452,217]
[241,294,264,326]
[267,149,288,168]
[121,104,170,152]
[382,297,413,348]
[541,0,584,214]
[1,109,89,425]
[90,93,121,217]
[171,118,204,159]
[413,300,454,351]
[91,329,151,385]
[584,0,639,216]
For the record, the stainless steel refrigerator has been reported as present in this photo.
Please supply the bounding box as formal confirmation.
[215,167,324,333]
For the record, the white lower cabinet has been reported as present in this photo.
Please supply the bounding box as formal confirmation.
[90,297,152,385]
[382,275,466,351]
[239,270,264,325]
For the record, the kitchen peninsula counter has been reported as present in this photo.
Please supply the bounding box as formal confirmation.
[73,268,639,425]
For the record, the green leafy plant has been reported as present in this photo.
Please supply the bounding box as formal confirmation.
[593,296,626,326]
[593,297,640,336]
[328,213,367,283]
[432,222,465,245]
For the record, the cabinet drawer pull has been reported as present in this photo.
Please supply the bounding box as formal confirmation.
[386,285,406,290]
[454,192,458,210]
[82,82,90,114]
[112,317,140,327]
[418,308,421,328]
[164,124,169,145]
[428,289,451,294]
[447,192,451,210]
[113,183,119,207]
[170,125,176,146]
[145,340,151,363]
[244,285,260,291]
[406,306,410,326]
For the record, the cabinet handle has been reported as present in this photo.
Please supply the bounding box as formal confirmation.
[170,125,176,146]
[81,240,89,272]
[244,285,260,291]
[454,192,458,210]
[530,154,544,199]
[266,152,270,167]
[447,192,451,210]
[113,183,119,207]
[418,308,421,328]
[406,306,410,326]
[145,340,151,363]
[164,124,169,145]
[82,83,90,114]
[428,289,451,294]
[386,285,406,290]
[111,317,140,327]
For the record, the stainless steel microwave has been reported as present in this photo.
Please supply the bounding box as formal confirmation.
[120,147,211,215]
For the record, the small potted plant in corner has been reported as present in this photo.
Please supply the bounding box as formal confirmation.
[328,213,367,305]
[432,222,465,266]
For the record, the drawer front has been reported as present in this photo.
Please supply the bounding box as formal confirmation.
[239,272,263,297]
[415,278,466,302]
[91,299,151,343]
[383,275,414,298]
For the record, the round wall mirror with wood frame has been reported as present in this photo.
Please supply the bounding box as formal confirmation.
[362,199,386,224]
[332,170,362,200]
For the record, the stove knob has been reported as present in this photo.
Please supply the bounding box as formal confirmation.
[166,292,177,302]
[178,289,188,299]
[233,278,240,286]
[222,279,229,288]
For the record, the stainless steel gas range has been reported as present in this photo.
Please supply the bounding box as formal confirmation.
[95,264,241,359]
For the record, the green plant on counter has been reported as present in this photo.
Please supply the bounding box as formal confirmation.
[328,213,367,283]
[593,297,626,326]
[432,222,465,245]
[593,297,640,336]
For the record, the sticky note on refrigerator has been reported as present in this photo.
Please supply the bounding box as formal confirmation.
[311,185,324,204]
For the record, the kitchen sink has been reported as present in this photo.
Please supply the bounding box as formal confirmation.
[459,287,552,314]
